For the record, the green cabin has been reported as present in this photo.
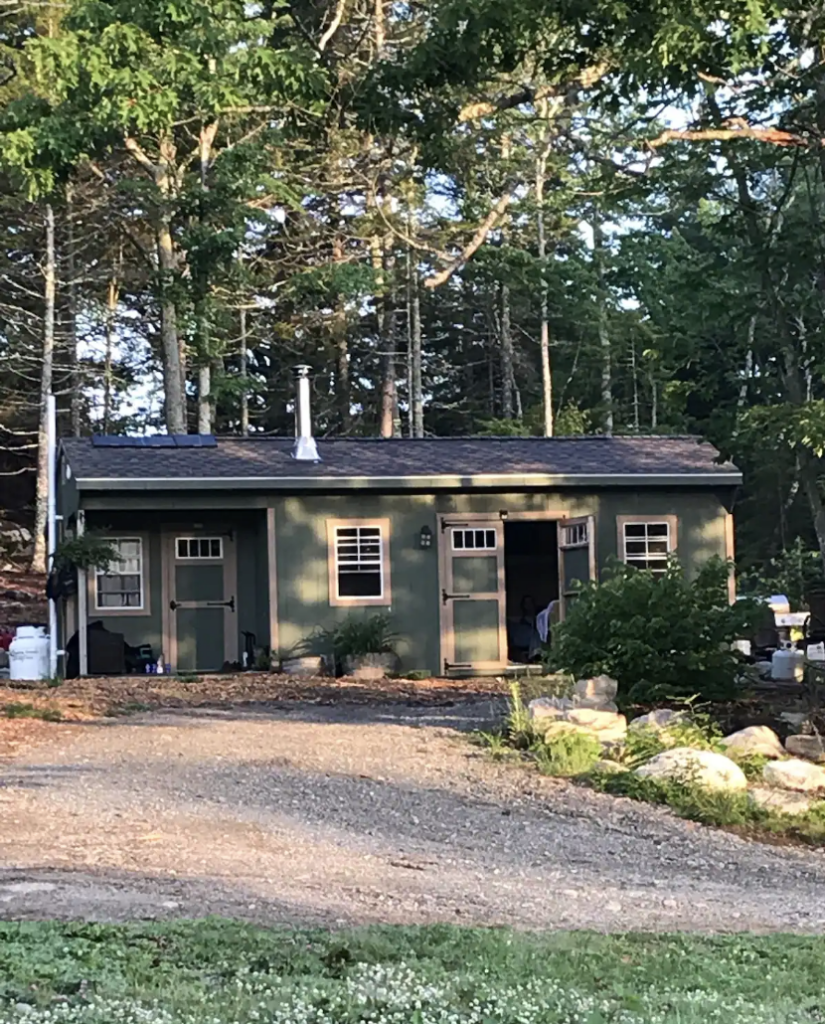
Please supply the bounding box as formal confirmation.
[56,415,740,678]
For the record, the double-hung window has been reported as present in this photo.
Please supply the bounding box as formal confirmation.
[95,537,144,610]
[327,519,391,606]
[618,516,677,576]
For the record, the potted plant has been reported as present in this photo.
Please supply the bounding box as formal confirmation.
[324,613,400,680]
[47,532,119,601]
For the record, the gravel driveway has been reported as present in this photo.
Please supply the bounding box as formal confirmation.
[2,699,825,931]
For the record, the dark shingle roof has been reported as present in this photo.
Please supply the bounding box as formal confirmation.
[61,435,740,492]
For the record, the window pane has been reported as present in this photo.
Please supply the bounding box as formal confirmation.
[648,540,669,554]
[624,524,646,538]
[485,530,495,548]
[210,538,221,557]
[177,539,186,558]
[465,531,475,549]
[625,541,646,555]
[338,570,382,597]
[453,532,464,550]
[648,523,669,537]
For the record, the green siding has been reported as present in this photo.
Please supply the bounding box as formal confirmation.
[74,487,731,676]
[272,489,731,675]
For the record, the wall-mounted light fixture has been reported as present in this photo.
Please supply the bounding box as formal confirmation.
[499,509,509,520]
[419,525,433,549]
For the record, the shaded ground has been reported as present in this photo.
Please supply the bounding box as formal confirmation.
[0,673,511,720]
[3,699,825,931]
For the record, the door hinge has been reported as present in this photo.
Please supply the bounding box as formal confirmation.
[206,596,235,612]
[442,588,470,604]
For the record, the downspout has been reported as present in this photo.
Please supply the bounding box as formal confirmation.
[47,394,64,678]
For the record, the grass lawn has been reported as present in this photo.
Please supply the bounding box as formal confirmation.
[0,922,824,1024]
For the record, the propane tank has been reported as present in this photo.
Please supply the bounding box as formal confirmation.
[772,642,805,683]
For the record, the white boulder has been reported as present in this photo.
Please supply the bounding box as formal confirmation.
[719,725,785,759]
[635,747,748,791]
[784,734,825,763]
[749,787,813,816]
[574,674,618,704]
[528,696,573,721]
[762,758,825,793]
[629,709,686,733]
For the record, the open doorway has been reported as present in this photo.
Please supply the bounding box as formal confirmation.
[504,519,559,663]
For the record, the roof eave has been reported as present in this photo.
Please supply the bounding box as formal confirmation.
[73,471,743,492]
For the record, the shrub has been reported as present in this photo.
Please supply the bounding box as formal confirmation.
[534,729,602,777]
[549,556,761,703]
[300,613,399,663]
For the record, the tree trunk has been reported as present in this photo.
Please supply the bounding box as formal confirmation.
[31,204,56,574]
[332,237,350,432]
[406,224,423,437]
[197,364,211,434]
[379,246,398,437]
[103,272,119,434]
[66,182,81,436]
[500,280,514,419]
[239,306,249,435]
[593,214,613,435]
[535,134,553,436]
[156,212,186,434]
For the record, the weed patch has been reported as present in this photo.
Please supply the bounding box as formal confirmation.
[2,702,61,722]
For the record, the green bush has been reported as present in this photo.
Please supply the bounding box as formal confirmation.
[534,729,602,777]
[300,613,399,662]
[549,556,761,703]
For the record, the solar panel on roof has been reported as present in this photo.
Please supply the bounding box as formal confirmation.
[172,435,217,448]
[91,434,216,448]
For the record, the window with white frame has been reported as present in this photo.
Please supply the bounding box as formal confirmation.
[176,536,223,560]
[451,527,496,551]
[622,521,672,575]
[334,524,385,599]
[95,538,143,609]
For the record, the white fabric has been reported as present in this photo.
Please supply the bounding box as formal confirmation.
[536,600,558,644]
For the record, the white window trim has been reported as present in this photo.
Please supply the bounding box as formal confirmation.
[175,536,224,560]
[326,518,392,607]
[617,515,678,573]
[93,535,150,616]
[450,527,497,552]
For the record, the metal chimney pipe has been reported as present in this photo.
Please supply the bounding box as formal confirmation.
[291,364,321,462]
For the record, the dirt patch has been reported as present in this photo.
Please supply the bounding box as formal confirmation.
[0,672,511,721]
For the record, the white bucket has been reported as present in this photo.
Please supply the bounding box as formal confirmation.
[9,625,50,682]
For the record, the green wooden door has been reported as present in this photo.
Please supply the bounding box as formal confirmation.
[168,534,236,672]
[440,519,506,673]
[558,516,596,618]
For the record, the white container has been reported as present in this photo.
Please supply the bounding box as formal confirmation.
[732,639,752,657]
[807,642,825,663]
[8,625,50,682]
[771,644,805,683]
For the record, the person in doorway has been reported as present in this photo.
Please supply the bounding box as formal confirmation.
[509,595,543,662]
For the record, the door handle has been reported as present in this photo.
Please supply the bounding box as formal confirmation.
[442,589,471,604]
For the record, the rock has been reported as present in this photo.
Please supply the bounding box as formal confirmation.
[574,674,618,704]
[779,711,808,730]
[534,708,627,746]
[592,759,625,774]
[528,696,573,720]
[629,708,687,732]
[573,697,619,712]
[720,725,785,759]
[635,748,748,791]
[763,758,825,793]
[281,655,325,677]
[784,734,825,763]
[342,652,398,680]
[749,787,813,816]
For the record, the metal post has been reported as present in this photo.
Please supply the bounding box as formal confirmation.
[46,394,58,678]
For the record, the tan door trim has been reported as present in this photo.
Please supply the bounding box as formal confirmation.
[437,514,507,673]
[266,508,279,659]
[557,514,596,620]
[163,529,238,671]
